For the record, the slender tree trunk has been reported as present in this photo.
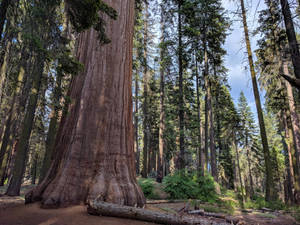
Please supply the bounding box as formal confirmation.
[157,12,165,183]
[204,46,209,172]
[280,0,300,81]
[134,67,140,175]
[0,40,11,106]
[178,0,185,170]
[282,113,296,204]
[239,0,275,201]
[39,70,62,182]
[245,136,254,198]
[195,56,204,176]
[31,151,38,185]
[142,2,149,178]
[6,55,45,196]
[0,93,16,170]
[26,0,145,208]
[234,139,245,208]
[208,81,217,180]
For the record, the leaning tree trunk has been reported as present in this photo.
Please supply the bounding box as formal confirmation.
[26,0,145,208]
[239,0,275,202]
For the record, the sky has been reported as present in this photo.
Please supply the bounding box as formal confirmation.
[221,0,266,117]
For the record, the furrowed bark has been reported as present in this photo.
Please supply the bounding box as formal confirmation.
[26,0,145,208]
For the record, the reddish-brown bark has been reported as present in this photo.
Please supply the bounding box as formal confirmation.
[26,0,145,208]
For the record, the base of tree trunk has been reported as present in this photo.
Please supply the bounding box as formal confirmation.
[87,200,232,225]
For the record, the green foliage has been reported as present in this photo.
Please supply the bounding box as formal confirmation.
[163,171,199,199]
[244,196,285,210]
[66,0,117,44]
[196,174,218,202]
[163,171,217,202]
[138,178,158,199]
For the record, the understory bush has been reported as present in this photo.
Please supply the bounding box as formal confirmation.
[138,178,156,199]
[244,196,285,210]
[162,171,217,202]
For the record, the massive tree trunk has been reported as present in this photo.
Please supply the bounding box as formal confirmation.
[239,0,275,201]
[26,0,145,208]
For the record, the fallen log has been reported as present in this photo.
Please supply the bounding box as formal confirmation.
[146,200,189,204]
[187,210,240,225]
[88,200,231,225]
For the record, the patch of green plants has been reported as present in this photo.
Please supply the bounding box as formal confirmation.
[162,171,217,202]
[244,196,285,210]
[288,206,300,222]
[137,178,158,199]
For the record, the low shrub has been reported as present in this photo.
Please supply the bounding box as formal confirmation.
[138,178,157,199]
[163,171,198,199]
[162,170,217,202]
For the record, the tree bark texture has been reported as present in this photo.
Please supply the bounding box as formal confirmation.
[26,0,145,208]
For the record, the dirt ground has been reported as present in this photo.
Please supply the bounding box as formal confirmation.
[0,197,299,225]
[0,202,157,225]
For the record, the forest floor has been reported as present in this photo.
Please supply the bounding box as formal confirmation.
[0,185,299,225]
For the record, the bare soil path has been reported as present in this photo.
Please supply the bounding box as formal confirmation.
[0,202,156,225]
[0,196,299,225]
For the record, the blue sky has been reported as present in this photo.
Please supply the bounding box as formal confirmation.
[221,0,266,117]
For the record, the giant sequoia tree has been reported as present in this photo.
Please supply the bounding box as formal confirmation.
[26,0,145,208]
